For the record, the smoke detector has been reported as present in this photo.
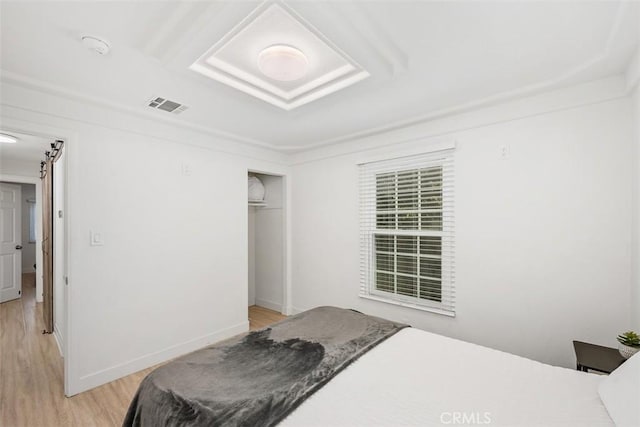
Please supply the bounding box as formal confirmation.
[81,35,111,55]
[147,97,189,115]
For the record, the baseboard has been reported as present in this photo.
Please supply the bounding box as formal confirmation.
[255,298,282,313]
[291,306,308,315]
[53,327,64,357]
[69,321,249,396]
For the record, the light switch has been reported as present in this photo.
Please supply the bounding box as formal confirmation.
[90,231,104,246]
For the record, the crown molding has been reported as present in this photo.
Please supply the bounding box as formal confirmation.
[277,1,634,153]
[188,2,370,110]
[288,75,629,166]
[0,2,635,156]
[0,69,278,152]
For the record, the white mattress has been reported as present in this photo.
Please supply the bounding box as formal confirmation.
[280,328,613,427]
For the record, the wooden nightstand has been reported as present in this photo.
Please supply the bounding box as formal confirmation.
[573,341,625,374]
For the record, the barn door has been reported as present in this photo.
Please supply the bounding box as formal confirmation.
[41,158,54,333]
[40,140,63,334]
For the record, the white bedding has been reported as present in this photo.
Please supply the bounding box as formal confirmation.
[281,328,613,427]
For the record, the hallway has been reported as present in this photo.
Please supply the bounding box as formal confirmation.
[0,273,153,426]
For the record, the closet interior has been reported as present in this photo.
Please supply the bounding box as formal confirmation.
[248,172,285,317]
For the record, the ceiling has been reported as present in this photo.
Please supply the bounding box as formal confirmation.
[0,1,638,152]
[189,2,370,110]
[0,130,53,164]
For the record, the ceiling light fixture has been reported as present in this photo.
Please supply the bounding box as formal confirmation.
[257,45,308,82]
[0,133,18,144]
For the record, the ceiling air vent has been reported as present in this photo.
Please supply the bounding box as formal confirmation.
[147,97,188,114]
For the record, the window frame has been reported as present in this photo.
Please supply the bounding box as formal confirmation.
[359,148,455,317]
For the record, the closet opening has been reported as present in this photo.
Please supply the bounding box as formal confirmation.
[247,171,286,329]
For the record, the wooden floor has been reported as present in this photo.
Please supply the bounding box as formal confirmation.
[248,305,286,330]
[0,275,285,427]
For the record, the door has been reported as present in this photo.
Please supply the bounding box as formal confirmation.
[0,183,23,303]
[42,159,54,332]
[41,141,63,334]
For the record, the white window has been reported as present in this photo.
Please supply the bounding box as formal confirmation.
[359,149,455,316]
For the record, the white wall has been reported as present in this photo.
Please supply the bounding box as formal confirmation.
[0,158,39,177]
[20,183,36,273]
[248,207,256,306]
[1,81,290,395]
[1,69,634,395]
[252,174,285,312]
[68,126,250,390]
[632,84,640,330]
[291,86,633,369]
[53,151,66,354]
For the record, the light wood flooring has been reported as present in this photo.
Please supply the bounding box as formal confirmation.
[0,275,285,427]
[248,305,286,330]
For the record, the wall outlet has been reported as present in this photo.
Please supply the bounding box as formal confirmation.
[499,144,511,159]
[90,230,104,246]
[181,163,192,176]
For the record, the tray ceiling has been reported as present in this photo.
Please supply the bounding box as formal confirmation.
[0,1,638,151]
[190,3,369,110]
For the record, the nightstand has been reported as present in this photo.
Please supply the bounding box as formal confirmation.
[572,341,625,374]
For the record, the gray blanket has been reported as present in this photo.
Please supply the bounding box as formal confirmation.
[123,306,407,427]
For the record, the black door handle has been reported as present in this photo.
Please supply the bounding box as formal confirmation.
[15,245,23,250]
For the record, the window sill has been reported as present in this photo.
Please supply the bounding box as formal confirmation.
[359,294,455,317]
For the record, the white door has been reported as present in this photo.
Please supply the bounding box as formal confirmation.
[0,183,22,303]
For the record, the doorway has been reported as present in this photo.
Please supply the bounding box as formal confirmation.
[0,183,22,302]
[0,182,37,304]
[0,128,67,382]
[248,171,286,327]
[40,140,64,336]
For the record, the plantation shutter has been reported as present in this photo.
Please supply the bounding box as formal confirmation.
[359,148,455,316]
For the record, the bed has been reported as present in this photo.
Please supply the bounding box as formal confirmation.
[124,307,639,427]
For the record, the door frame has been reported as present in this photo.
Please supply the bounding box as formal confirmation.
[0,117,73,395]
[0,175,43,304]
[246,167,292,316]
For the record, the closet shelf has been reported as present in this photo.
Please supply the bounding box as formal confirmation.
[248,200,267,207]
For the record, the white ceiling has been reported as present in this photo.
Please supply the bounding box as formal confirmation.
[0,130,53,164]
[0,1,638,152]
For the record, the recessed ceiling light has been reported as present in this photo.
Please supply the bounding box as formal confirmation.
[257,45,308,82]
[81,35,111,55]
[0,133,18,144]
